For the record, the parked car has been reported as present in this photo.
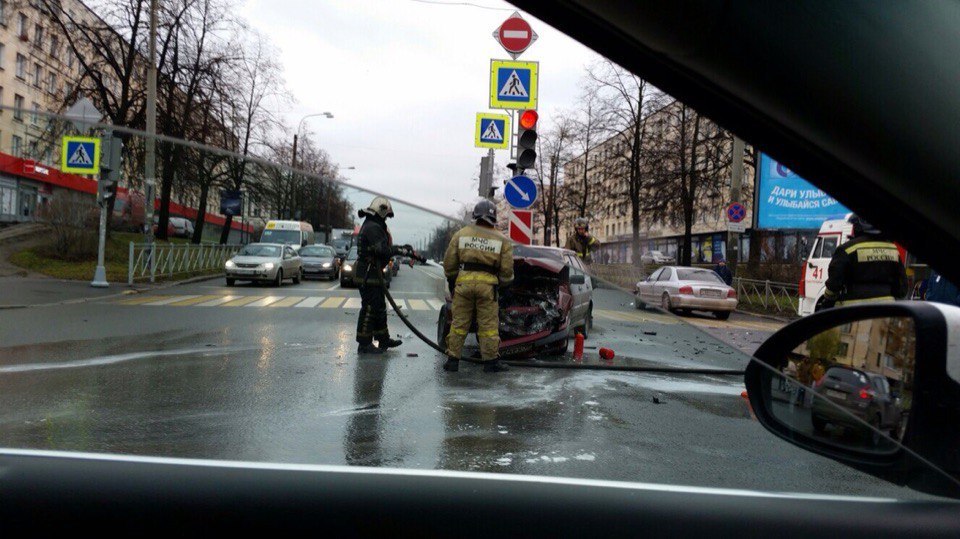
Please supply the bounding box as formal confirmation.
[339,247,391,289]
[169,216,195,239]
[640,250,675,265]
[437,245,593,358]
[634,266,737,319]
[811,365,904,445]
[390,256,400,276]
[300,244,340,281]
[224,243,302,287]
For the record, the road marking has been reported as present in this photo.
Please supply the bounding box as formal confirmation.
[426,299,444,310]
[328,282,341,291]
[197,295,240,307]
[392,299,407,310]
[415,267,445,280]
[143,295,200,306]
[168,295,222,306]
[221,295,267,307]
[344,298,362,309]
[407,299,431,310]
[246,296,283,307]
[295,297,325,308]
[321,297,346,308]
[119,295,174,305]
[268,296,305,308]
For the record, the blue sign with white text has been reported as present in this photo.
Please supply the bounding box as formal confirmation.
[755,153,850,229]
[505,174,537,209]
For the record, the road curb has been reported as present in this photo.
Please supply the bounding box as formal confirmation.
[0,273,223,310]
[735,309,794,323]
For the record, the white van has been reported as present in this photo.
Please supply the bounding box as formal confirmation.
[797,216,854,316]
[260,220,315,250]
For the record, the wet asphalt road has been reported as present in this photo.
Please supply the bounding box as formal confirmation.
[0,265,928,499]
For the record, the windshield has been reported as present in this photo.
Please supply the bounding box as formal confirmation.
[0,0,951,504]
[238,245,281,257]
[260,229,301,244]
[676,268,724,283]
[300,246,334,257]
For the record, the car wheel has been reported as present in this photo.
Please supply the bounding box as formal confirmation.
[587,303,593,332]
[868,414,883,446]
[293,268,302,284]
[547,334,569,356]
[274,269,283,287]
[226,278,235,287]
[714,310,731,320]
[437,306,450,346]
[811,415,827,433]
[661,293,674,313]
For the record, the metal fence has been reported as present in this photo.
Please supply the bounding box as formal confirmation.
[128,242,240,284]
[734,277,799,314]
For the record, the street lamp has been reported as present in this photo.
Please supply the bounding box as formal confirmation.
[292,111,334,169]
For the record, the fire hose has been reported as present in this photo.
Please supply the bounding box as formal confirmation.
[378,257,744,375]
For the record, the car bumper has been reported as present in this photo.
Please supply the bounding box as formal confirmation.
[812,398,869,426]
[304,267,337,278]
[225,268,277,281]
[673,296,737,311]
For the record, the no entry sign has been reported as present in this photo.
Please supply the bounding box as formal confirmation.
[493,11,538,59]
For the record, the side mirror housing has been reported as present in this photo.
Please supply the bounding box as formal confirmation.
[744,302,960,498]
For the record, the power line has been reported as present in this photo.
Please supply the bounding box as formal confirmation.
[407,0,513,11]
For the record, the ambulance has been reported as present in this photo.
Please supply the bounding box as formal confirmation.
[797,214,912,316]
[260,220,315,251]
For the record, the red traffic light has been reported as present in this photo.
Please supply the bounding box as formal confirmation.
[519,109,538,130]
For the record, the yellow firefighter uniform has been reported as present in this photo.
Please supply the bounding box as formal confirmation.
[443,224,514,361]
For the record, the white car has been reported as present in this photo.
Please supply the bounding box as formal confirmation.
[640,250,675,264]
[225,243,302,287]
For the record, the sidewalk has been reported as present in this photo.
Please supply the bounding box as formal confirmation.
[0,277,133,308]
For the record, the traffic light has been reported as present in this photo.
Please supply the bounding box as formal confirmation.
[98,135,123,203]
[516,109,538,171]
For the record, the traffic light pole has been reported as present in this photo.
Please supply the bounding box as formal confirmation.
[91,129,112,288]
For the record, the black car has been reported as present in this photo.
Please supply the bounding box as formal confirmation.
[339,247,390,289]
[299,245,340,281]
[812,365,903,443]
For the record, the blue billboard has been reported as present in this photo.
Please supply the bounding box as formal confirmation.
[755,153,849,229]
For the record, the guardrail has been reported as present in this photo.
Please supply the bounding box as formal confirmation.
[734,277,799,314]
[128,242,241,284]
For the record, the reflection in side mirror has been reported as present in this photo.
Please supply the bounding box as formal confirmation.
[570,274,586,285]
[766,317,914,454]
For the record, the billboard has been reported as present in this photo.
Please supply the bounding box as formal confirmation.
[755,152,849,229]
[220,190,242,217]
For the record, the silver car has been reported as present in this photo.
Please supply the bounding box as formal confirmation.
[634,266,737,320]
[640,250,675,265]
[224,243,302,287]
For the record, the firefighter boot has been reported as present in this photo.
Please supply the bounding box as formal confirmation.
[483,359,509,373]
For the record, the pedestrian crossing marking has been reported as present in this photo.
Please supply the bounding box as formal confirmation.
[426,299,444,310]
[392,299,407,310]
[120,295,174,305]
[221,295,267,307]
[321,297,346,308]
[168,295,221,306]
[144,295,199,306]
[295,297,325,308]
[407,299,429,310]
[344,298,362,309]
[268,296,305,308]
[198,295,240,306]
[246,296,283,307]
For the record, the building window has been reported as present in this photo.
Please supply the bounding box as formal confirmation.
[33,24,42,49]
[31,102,39,124]
[13,93,23,120]
[0,42,4,69]
[50,35,58,57]
[11,134,21,156]
[43,147,51,164]
[67,53,74,69]
[28,140,37,157]
[15,53,24,78]
[17,12,26,39]
[0,1,5,25]
[47,72,55,94]
[837,342,849,357]
[64,81,74,97]
[33,63,40,86]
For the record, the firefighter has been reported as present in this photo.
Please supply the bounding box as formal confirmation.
[820,214,907,309]
[442,200,514,373]
[565,217,600,264]
[354,196,415,354]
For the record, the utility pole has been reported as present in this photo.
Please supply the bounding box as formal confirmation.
[727,136,746,273]
[145,0,158,260]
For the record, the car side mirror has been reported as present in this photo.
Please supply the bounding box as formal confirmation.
[570,274,586,285]
[744,302,960,498]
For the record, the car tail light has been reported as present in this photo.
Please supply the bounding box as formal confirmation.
[727,289,737,299]
[859,387,874,400]
[679,285,693,295]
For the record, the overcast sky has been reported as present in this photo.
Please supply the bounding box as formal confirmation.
[238,0,602,243]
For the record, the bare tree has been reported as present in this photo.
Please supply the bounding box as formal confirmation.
[566,82,607,219]
[533,115,575,246]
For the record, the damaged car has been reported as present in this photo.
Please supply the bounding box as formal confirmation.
[437,245,593,358]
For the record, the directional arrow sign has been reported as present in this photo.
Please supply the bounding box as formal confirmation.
[504,174,537,209]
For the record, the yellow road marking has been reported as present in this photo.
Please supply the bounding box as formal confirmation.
[407,299,430,310]
[344,298,362,309]
[198,295,239,307]
[320,297,346,308]
[168,295,221,306]
[119,295,173,305]
[246,296,283,307]
[268,296,306,308]
[221,295,267,307]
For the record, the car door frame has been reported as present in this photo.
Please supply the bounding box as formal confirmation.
[641,267,664,302]
[563,254,588,324]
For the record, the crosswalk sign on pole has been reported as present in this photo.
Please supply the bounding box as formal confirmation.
[475,113,511,149]
[61,136,101,174]
[489,59,538,110]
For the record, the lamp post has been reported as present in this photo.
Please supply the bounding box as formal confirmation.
[291,112,333,219]
[324,166,355,242]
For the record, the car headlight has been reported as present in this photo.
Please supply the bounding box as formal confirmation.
[322,262,332,268]
[225,260,236,269]
[343,264,353,272]
[262,262,275,270]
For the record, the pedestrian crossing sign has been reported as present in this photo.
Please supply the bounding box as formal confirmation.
[475,112,511,149]
[489,59,538,110]
[61,136,101,174]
